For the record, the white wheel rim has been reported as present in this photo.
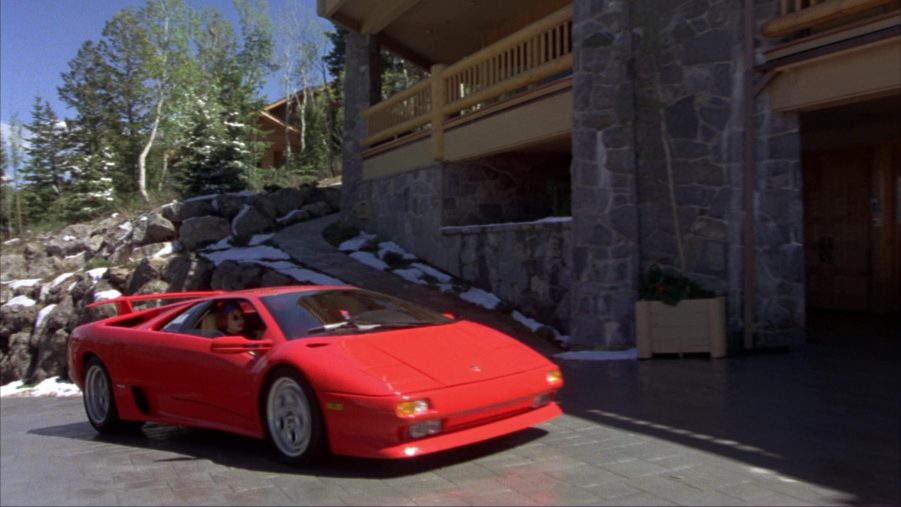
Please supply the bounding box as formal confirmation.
[85,364,110,424]
[267,378,312,457]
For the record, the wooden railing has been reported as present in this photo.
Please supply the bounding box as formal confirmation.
[361,5,573,159]
[763,0,899,37]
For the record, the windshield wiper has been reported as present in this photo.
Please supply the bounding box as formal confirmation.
[307,320,382,335]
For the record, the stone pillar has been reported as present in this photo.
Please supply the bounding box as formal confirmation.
[569,0,640,349]
[340,32,378,223]
[752,0,805,348]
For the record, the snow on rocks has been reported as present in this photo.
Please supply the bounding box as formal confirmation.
[4,295,36,308]
[35,304,57,330]
[1,185,343,386]
[93,290,122,302]
[337,230,572,350]
[50,272,75,290]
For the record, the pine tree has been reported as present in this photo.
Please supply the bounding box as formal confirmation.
[54,139,116,221]
[21,97,67,222]
[173,88,250,196]
[0,135,13,238]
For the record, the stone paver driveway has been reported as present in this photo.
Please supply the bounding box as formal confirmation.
[2,318,898,506]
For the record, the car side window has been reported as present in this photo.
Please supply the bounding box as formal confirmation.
[160,301,211,333]
[185,299,266,339]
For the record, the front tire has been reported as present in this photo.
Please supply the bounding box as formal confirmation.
[263,370,325,465]
[82,357,136,433]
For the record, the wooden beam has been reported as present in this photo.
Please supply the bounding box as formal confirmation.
[322,0,349,18]
[361,0,420,34]
[762,0,897,37]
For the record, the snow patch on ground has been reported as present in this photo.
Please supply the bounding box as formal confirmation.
[378,241,416,260]
[411,263,452,283]
[200,246,291,266]
[254,260,345,286]
[1,377,81,398]
[393,267,427,285]
[555,349,638,361]
[512,311,543,332]
[459,288,501,310]
[204,237,233,251]
[349,251,388,271]
[249,233,273,246]
[339,233,377,252]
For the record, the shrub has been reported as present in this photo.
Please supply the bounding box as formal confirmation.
[639,264,716,306]
[322,221,360,247]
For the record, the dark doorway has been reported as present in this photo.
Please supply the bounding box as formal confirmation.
[801,95,901,314]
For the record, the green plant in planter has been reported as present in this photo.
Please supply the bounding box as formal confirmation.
[639,264,715,306]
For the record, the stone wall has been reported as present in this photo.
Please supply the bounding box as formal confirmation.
[630,0,745,318]
[356,161,572,333]
[752,0,805,347]
[442,220,572,332]
[569,0,641,350]
[569,0,805,349]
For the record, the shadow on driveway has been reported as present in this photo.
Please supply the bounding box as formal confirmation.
[28,418,549,479]
[556,311,900,506]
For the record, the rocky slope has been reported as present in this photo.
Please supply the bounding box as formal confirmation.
[0,185,340,385]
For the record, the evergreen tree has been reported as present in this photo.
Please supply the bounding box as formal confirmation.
[173,88,250,196]
[54,139,116,221]
[97,9,153,196]
[0,136,13,238]
[59,41,128,198]
[21,97,67,221]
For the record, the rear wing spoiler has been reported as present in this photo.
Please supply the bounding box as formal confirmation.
[87,291,225,316]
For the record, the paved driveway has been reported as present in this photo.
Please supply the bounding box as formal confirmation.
[2,317,898,506]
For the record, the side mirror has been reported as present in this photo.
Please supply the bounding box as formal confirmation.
[211,336,273,354]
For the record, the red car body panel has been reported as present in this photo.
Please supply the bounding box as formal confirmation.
[67,286,564,459]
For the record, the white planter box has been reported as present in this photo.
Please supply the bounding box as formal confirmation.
[636,297,727,359]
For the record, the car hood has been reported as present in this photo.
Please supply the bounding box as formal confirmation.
[338,320,550,392]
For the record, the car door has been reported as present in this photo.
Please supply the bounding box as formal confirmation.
[147,298,267,434]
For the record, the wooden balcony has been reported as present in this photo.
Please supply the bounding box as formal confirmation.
[762,0,899,38]
[760,0,900,112]
[360,5,573,179]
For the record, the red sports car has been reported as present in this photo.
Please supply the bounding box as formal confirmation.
[67,286,563,464]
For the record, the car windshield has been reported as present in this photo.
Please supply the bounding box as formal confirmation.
[260,289,454,339]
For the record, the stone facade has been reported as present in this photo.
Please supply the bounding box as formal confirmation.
[341,0,805,349]
[569,0,640,349]
[355,162,573,333]
[571,0,804,349]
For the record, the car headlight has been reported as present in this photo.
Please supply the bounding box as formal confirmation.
[546,369,563,385]
[396,399,430,417]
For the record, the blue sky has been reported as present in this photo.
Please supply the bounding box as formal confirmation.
[0,0,328,142]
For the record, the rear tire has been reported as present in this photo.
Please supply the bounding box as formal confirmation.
[263,370,325,465]
[82,357,140,433]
